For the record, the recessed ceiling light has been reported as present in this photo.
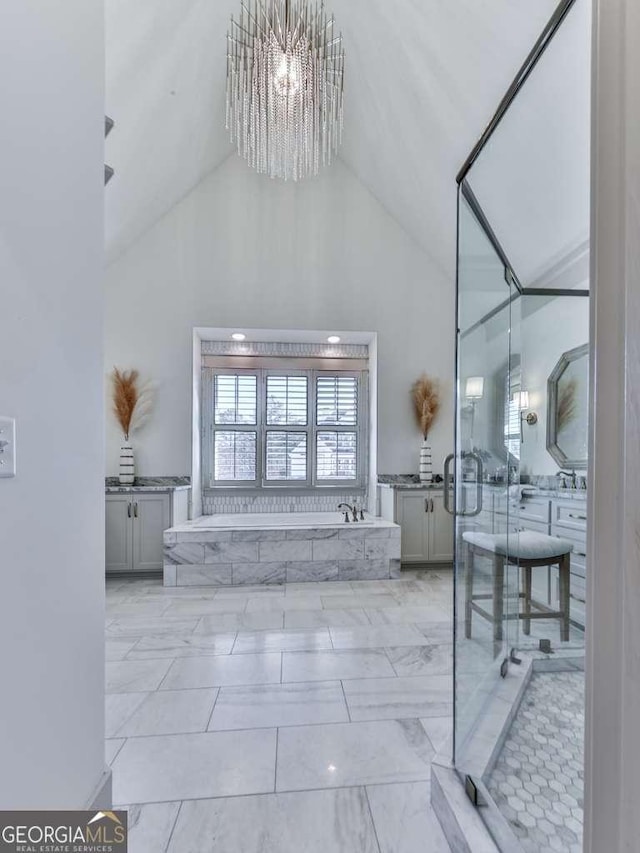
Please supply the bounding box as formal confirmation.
[327,335,341,344]
[231,333,246,341]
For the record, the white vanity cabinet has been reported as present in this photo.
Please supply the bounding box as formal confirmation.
[105,493,135,572]
[551,498,588,628]
[482,487,588,629]
[106,487,189,574]
[379,486,454,566]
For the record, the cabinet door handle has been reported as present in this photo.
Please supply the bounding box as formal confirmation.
[134,502,138,518]
[569,513,587,521]
[430,498,434,513]
[425,498,429,514]
[127,502,132,518]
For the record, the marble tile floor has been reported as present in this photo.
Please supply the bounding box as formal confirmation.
[486,669,585,853]
[106,571,454,853]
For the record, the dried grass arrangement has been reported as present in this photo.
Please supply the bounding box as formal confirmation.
[411,374,441,439]
[557,378,577,432]
[111,368,154,440]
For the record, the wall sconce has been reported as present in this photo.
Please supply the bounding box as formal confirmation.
[513,390,538,440]
[465,376,484,436]
[465,377,485,401]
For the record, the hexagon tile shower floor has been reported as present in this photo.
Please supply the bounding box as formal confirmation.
[488,670,585,853]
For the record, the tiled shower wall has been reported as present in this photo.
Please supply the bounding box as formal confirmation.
[201,339,370,515]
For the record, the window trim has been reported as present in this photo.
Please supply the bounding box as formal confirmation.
[202,365,368,492]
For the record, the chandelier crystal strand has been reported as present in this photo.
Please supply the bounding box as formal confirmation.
[226,0,344,181]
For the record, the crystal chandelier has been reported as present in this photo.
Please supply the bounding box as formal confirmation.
[226,0,345,181]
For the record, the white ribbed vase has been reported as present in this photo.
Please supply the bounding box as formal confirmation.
[119,441,135,485]
[419,438,433,483]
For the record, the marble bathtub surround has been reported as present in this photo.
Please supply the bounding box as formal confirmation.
[106,570,455,852]
[164,518,401,586]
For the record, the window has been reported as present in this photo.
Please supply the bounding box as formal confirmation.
[504,371,521,461]
[203,367,366,489]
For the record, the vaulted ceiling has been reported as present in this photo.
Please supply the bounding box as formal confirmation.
[105,0,563,277]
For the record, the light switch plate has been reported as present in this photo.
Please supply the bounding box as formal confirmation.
[0,417,16,478]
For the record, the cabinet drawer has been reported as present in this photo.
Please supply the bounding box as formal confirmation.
[553,502,588,532]
[518,499,551,525]
[551,524,587,553]
[570,598,585,628]
[517,519,550,536]
[569,548,587,570]
[493,497,550,523]
[570,573,586,602]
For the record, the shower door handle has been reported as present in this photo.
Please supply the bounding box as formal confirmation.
[444,454,455,515]
[443,452,484,517]
[463,452,484,517]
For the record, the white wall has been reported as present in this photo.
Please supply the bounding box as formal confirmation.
[0,1,106,807]
[105,155,455,486]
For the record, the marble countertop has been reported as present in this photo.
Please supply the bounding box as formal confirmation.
[378,475,587,500]
[481,484,587,501]
[105,476,191,494]
[377,475,445,490]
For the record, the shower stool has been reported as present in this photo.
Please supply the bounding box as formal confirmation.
[462,530,574,643]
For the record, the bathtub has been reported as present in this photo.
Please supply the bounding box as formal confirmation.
[164,511,401,587]
[192,511,385,529]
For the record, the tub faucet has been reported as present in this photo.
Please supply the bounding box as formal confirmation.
[337,503,353,522]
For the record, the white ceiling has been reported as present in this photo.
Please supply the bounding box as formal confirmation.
[105,0,561,275]
[468,0,591,287]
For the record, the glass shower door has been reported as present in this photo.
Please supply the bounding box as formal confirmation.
[453,186,520,784]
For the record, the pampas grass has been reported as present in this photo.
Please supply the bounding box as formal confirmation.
[411,374,441,439]
[557,378,577,432]
[111,368,154,440]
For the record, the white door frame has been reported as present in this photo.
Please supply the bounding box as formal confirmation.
[586,0,640,848]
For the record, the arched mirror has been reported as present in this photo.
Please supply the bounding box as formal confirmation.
[547,343,589,468]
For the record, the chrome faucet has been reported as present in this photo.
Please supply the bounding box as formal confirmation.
[337,502,353,522]
[557,469,577,490]
[337,503,362,522]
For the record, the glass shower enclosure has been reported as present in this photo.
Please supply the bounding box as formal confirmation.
[447,0,591,849]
